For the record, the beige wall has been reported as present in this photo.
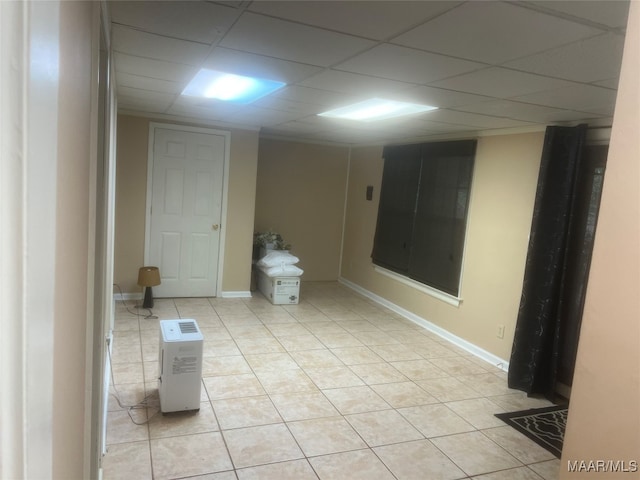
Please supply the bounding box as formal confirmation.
[560,2,640,477]
[225,129,259,291]
[114,115,259,294]
[341,133,544,361]
[114,115,149,293]
[255,138,349,281]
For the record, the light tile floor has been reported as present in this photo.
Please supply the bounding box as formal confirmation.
[103,282,560,480]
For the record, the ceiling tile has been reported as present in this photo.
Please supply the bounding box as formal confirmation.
[298,70,414,97]
[392,85,493,108]
[504,33,625,83]
[118,89,175,113]
[261,120,333,136]
[289,113,353,130]
[247,1,461,40]
[117,86,176,104]
[335,44,485,84]
[424,109,534,129]
[118,99,169,114]
[112,25,211,66]
[167,102,243,123]
[294,110,454,138]
[412,119,479,133]
[202,47,322,84]
[252,97,323,116]
[116,72,182,95]
[110,1,239,44]
[219,12,375,67]
[114,53,197,83]
[593,78,620,89]
[227,106,303,127]
[393,1,601,64]
[529,0,630,28]
[430,67,574,98]
[303,129,383,145]
[452,99,592,123]
[511,84,618,115]
[270,86,353,107]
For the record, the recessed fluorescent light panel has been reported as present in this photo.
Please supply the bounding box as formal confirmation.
[319,98,437,122]
[181,69,286,104]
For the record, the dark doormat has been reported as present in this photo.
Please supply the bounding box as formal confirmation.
[495,405,568,458]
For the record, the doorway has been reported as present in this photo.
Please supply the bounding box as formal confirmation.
[556,144,608,396]
[145,123,230,297]
[508,125,609,400]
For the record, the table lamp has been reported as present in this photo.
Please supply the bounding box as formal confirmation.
[138,266,161,309]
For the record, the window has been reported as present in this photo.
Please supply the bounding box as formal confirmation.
[372,140,476,297]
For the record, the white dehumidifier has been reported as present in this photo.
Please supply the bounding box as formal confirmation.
[158,319,203,413]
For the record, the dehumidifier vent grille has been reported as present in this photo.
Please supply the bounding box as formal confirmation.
[179,321,198,334]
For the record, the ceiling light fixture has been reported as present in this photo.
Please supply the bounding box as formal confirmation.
[318,98,437,122]
[181,69,286,104]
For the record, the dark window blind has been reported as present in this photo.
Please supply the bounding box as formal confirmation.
[372,140,476,296]
[371,144,421,273]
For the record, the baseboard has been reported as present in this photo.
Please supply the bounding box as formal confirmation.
[114,291,253,300]
[338,277,509,372]
[221,291,253,298]
[113,292,142,301]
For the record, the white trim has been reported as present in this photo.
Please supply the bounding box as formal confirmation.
[113,292,142,301]
[0,2,62,477]
[338,147,352,278]
[339,277,509,372]
[456,146,479,302]
[144,122,231,298]
[102,17,118,461]
[0,2,28,476]
[221,291,253,298]
[85,2,102,477]
[374,266,462,308]
[116,291,255,300]
[25,2,60,477]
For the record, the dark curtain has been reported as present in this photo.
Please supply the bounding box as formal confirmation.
[508,124,587,399]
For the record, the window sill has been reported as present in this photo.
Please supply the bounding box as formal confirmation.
[374,266,462,307]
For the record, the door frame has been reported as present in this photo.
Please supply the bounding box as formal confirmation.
[144,122,231,297]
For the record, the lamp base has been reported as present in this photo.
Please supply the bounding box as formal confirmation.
[142,286,154,309]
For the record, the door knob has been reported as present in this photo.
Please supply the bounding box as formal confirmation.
[212,224,219,231]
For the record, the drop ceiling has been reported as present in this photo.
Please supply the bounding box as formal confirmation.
[110,0,629,145]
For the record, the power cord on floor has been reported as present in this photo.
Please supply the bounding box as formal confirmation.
[109,283,161,425]
[113,283,156,318]
[106,339,161,426]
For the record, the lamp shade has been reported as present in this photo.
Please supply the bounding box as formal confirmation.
[138,266,161,287]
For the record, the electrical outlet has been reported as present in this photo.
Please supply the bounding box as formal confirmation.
[497,325,505,339]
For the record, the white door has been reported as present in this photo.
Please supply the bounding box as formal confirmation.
[148,127,225,297]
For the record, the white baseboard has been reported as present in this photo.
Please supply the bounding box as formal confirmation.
[114,291,253,300]
[221,291,253,298]
[113,292,142,301]
[338,277,509,372]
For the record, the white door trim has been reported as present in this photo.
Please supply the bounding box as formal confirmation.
[0,2,60,477]
[145,122,231,297]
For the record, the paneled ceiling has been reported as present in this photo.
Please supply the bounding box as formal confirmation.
[110,0,629,145]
